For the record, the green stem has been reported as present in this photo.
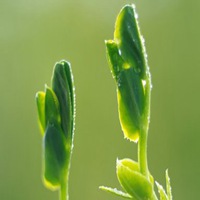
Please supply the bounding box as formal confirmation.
[60,179,68,200]
[138,72,151,178]
[59,169,70,200]
[138,126,148,178]
[59,145,72,200]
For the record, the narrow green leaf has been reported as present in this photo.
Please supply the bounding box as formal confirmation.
[117,159,153,200]
[45,85,61,126]
[166,170,172,200]
[114,4,147,79]
[99,186,133,199]
[155,181,168,200]
[36,91,46,135]
[52,61,75,140]
[43,123,68,190]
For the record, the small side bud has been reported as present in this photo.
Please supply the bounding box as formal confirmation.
[45,86,61,126]
[117,159,153,200]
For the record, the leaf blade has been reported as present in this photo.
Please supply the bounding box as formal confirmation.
[99,186,133,199]
[155,181,168,200]
[166,170,173,200]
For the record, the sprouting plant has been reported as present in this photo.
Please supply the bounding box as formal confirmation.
[100,4,173,200]
[36,60,75,200]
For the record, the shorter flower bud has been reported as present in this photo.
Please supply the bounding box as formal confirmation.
[36,60,75,190]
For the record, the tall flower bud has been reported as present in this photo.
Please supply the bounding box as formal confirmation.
[106,5,150,142]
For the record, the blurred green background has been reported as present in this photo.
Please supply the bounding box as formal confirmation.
[0,0,200,199]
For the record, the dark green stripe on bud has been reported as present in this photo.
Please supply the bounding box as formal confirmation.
[36,60,75,190]
[106,5,149,142]
[52,61,75,141]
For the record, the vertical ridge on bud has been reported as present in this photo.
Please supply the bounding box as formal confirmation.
[52,61,75,140]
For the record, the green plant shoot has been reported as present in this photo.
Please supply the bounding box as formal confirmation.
[36,60,75,200]
[100,4,173,200]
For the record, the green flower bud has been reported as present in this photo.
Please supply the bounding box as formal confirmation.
[106,5,148,142]
[117,159,153,200]
[36,60,75,190]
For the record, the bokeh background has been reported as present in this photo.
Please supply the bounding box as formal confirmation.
[1,0,200,199]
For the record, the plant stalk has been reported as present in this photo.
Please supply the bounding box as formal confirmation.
[59,167,70,200]
[138,125,148,178]
[138,71,151,178]
[60,178,68,200]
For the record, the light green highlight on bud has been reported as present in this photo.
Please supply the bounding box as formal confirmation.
[36,91,46,135]
[118,158,139,172]
[117,159,153,200]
